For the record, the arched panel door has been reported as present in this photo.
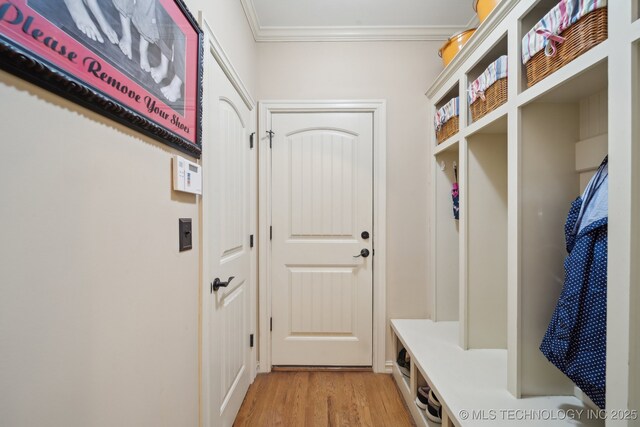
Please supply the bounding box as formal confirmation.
[204,69,252,427]
[270,112,374,366]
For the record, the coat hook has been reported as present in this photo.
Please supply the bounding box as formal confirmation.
[440,160,446,171]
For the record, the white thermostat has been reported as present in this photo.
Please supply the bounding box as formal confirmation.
[173,155,202,195]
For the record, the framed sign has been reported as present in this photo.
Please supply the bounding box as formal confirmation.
[0,0,203,157]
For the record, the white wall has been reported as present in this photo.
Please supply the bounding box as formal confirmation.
[257,41,444,360]
[186,0,257,96]
[0,1,445,420]
[0,0,256,425]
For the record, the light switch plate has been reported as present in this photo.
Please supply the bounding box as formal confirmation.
[179,218,192,252]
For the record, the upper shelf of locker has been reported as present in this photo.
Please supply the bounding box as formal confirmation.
[426,0,518,101]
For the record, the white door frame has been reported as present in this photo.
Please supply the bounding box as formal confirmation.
[258,100,387,373]
[199,15,258,427]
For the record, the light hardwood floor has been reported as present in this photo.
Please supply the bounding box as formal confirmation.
[233,371,415,427]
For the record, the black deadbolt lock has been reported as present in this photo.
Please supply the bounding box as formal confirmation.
[361,231,370,239]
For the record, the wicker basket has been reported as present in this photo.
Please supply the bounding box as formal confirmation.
[526,7,607,87]
[470,77,508,122]
[436,116,459,144]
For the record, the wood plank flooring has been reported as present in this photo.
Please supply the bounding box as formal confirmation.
[234,371,415,427]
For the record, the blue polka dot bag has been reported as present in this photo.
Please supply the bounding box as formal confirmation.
[540,157,608,409]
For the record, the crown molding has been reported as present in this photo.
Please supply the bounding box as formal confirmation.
[241,0,473,42]
[240,0,261,41]
[255,25,469,42]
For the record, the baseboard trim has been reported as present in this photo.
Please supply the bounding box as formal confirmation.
[271,366,373,372]
[384,360,394,374]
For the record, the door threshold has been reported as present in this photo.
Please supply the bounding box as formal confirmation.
[271,366,373,372]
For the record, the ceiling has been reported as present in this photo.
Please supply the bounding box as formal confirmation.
[241,0,477,42]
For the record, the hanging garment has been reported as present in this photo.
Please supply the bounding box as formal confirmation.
[452,163,459,220]
[540,157,608,409]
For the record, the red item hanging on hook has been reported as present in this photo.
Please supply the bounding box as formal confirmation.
[452,163,459,220]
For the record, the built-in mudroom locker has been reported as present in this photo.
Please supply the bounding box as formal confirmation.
[391,1,639,426]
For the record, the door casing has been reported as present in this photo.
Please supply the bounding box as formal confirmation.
[258,100,387,373]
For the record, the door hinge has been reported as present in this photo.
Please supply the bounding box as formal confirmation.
[250,334,254,348]
[270,226,272,240]
[270,317,273,332]
[250,234,254,248]
[267,130,274,149]
[249,132,255,149]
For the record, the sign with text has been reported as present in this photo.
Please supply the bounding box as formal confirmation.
[0,0,203,156]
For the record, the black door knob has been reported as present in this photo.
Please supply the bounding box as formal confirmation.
[361,231,370,239]
[353,249,370,258]
[211,276,235,292]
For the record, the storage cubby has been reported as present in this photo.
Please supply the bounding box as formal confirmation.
[390,319,597,427]
[518,0,563,91]
[392,335,410,392]
[434,83,462,146]
[519,0,562,39]
[391,327,453,427]
[466,132,508,350]
[465,35,508,126]
[413,370,441,427]
[519,101,581,396]
[517,61,608,396]
[432,149,459,322]
[435,83,460,111]
[391,321,467,427]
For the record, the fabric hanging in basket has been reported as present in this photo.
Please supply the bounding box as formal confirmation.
[468,55,508,105]
[522,0,608,65]
[434,97,459,132]
[452,162,459,220]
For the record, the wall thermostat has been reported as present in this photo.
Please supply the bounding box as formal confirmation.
[173,155,202,195]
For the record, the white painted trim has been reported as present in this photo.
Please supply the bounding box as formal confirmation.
[198,14,258,427]
[606,0,636,417]
[239,0,262,41]
[258,100,388,374]
[429,104,437,323]
[466,14,480,30]
[199,19,214,427]
[200,53,212,427]
[373,101,388,375]
[257,105,272,375]
[198,14,256,110]
[255,25,469,42]
[240,0,472,42]
[247,116,258,389]
[506,16,522,399]
[384,360,394,374]
[457,79,469,351]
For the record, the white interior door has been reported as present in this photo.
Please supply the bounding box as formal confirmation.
[270,112,374,366]
[204,62,252,426]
